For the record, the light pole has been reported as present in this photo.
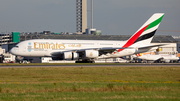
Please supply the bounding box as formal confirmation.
[91,0,93,29]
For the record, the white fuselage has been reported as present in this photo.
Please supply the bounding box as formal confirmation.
[10,39,145,58]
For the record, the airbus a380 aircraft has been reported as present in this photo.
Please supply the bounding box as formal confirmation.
[10,13,164,63]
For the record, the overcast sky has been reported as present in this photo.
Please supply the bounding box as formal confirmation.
[0,0,179,36]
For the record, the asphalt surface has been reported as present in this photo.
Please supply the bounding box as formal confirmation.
[0,63,180,68]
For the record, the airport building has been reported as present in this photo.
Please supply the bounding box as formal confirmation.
[0,32,179,63]
[0,32,20,46]
[0,33,12,46]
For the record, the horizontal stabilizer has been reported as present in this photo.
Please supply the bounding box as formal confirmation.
[138,44,167,49]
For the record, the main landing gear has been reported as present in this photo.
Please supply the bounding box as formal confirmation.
[75,59,95,63]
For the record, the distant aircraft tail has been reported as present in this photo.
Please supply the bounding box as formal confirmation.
[118,13,164,52]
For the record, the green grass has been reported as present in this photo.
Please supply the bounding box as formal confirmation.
[0,67,180,101]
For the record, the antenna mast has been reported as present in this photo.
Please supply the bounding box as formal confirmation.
[91,0,93,29]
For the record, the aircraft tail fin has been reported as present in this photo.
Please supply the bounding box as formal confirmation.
[132,13,164,45]
[119,13,164,52]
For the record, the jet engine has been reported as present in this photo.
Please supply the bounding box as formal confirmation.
[63,52,79,60]
[85,50,99,58]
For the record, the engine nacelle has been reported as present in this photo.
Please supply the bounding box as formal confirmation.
[85,50,99,58]
[73,52,79,60]
[63,52,79,60]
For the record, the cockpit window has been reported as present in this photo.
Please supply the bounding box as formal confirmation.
[15,46,19,48]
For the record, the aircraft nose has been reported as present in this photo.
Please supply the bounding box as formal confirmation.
[10,47,16,55]
[10,48,14,54]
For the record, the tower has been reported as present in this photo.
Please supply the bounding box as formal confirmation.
[76,0,87,34]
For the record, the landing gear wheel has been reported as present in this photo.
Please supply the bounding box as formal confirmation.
[75,60,95,63]
[91,60,95,63]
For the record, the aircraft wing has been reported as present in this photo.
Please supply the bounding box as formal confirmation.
[50,44,166,57]
[51,47,132,56]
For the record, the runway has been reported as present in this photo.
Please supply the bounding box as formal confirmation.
[0,63,180,68]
